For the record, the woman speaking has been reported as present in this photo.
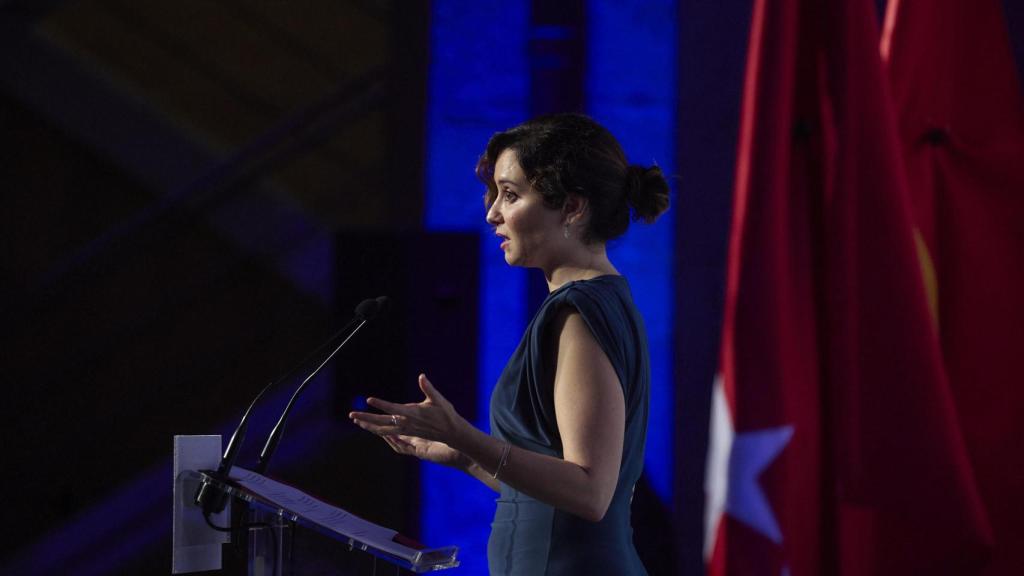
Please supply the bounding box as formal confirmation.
[350,113,669,575]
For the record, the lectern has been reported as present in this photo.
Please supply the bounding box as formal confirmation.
[172,435,459,574]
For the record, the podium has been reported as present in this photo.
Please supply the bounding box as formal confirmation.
[172,435,459,574]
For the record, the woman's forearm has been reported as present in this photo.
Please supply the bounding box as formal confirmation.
[463,459,501,492]
[452,424,613,522]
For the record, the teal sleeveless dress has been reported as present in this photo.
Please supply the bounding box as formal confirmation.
[487,275,649,575]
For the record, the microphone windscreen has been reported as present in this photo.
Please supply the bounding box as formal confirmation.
[354,296,389,320]
[354,298,378,320]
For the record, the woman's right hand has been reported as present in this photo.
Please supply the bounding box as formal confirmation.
[380,435,471,470]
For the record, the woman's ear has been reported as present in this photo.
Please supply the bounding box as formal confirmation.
[563,194,588,225]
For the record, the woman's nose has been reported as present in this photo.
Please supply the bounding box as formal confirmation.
[486,201,502,224]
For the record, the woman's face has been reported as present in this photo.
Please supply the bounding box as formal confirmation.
[485,148,564,269]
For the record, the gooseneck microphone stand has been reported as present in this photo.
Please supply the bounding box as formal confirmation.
[194,296,388,516]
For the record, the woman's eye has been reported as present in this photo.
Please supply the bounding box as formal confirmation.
[503,190,517,202]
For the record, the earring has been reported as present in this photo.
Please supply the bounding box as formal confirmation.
[563,223,571,239]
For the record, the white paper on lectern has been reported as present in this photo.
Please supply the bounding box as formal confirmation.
[229,467,419,561]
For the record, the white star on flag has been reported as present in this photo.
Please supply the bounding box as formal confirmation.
[704,374,794,560]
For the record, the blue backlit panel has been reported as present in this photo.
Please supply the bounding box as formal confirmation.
[423,2,530,573]
[425,4,530,233]
[586,0,677,502]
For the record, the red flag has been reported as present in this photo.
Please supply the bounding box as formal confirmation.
[704,0,992,574]
[883,0,1024,573]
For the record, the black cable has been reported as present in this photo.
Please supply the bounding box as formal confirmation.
[203,508,240,532]
[203,509,280,576]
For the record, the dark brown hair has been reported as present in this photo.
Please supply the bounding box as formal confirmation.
[476,113,670,243]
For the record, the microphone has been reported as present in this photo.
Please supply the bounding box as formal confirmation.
[194,296,388,515]
[354,295,388,322]
[254,295,389,474]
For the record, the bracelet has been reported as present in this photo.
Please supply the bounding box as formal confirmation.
[492,441,512,480]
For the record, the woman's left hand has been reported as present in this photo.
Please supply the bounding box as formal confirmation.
[380,435,470,469]
[349,373,469,449]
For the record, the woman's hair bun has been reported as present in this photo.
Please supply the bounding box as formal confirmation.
[625,164,670,224]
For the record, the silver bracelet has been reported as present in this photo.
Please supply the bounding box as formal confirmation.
[492,441,512,480]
